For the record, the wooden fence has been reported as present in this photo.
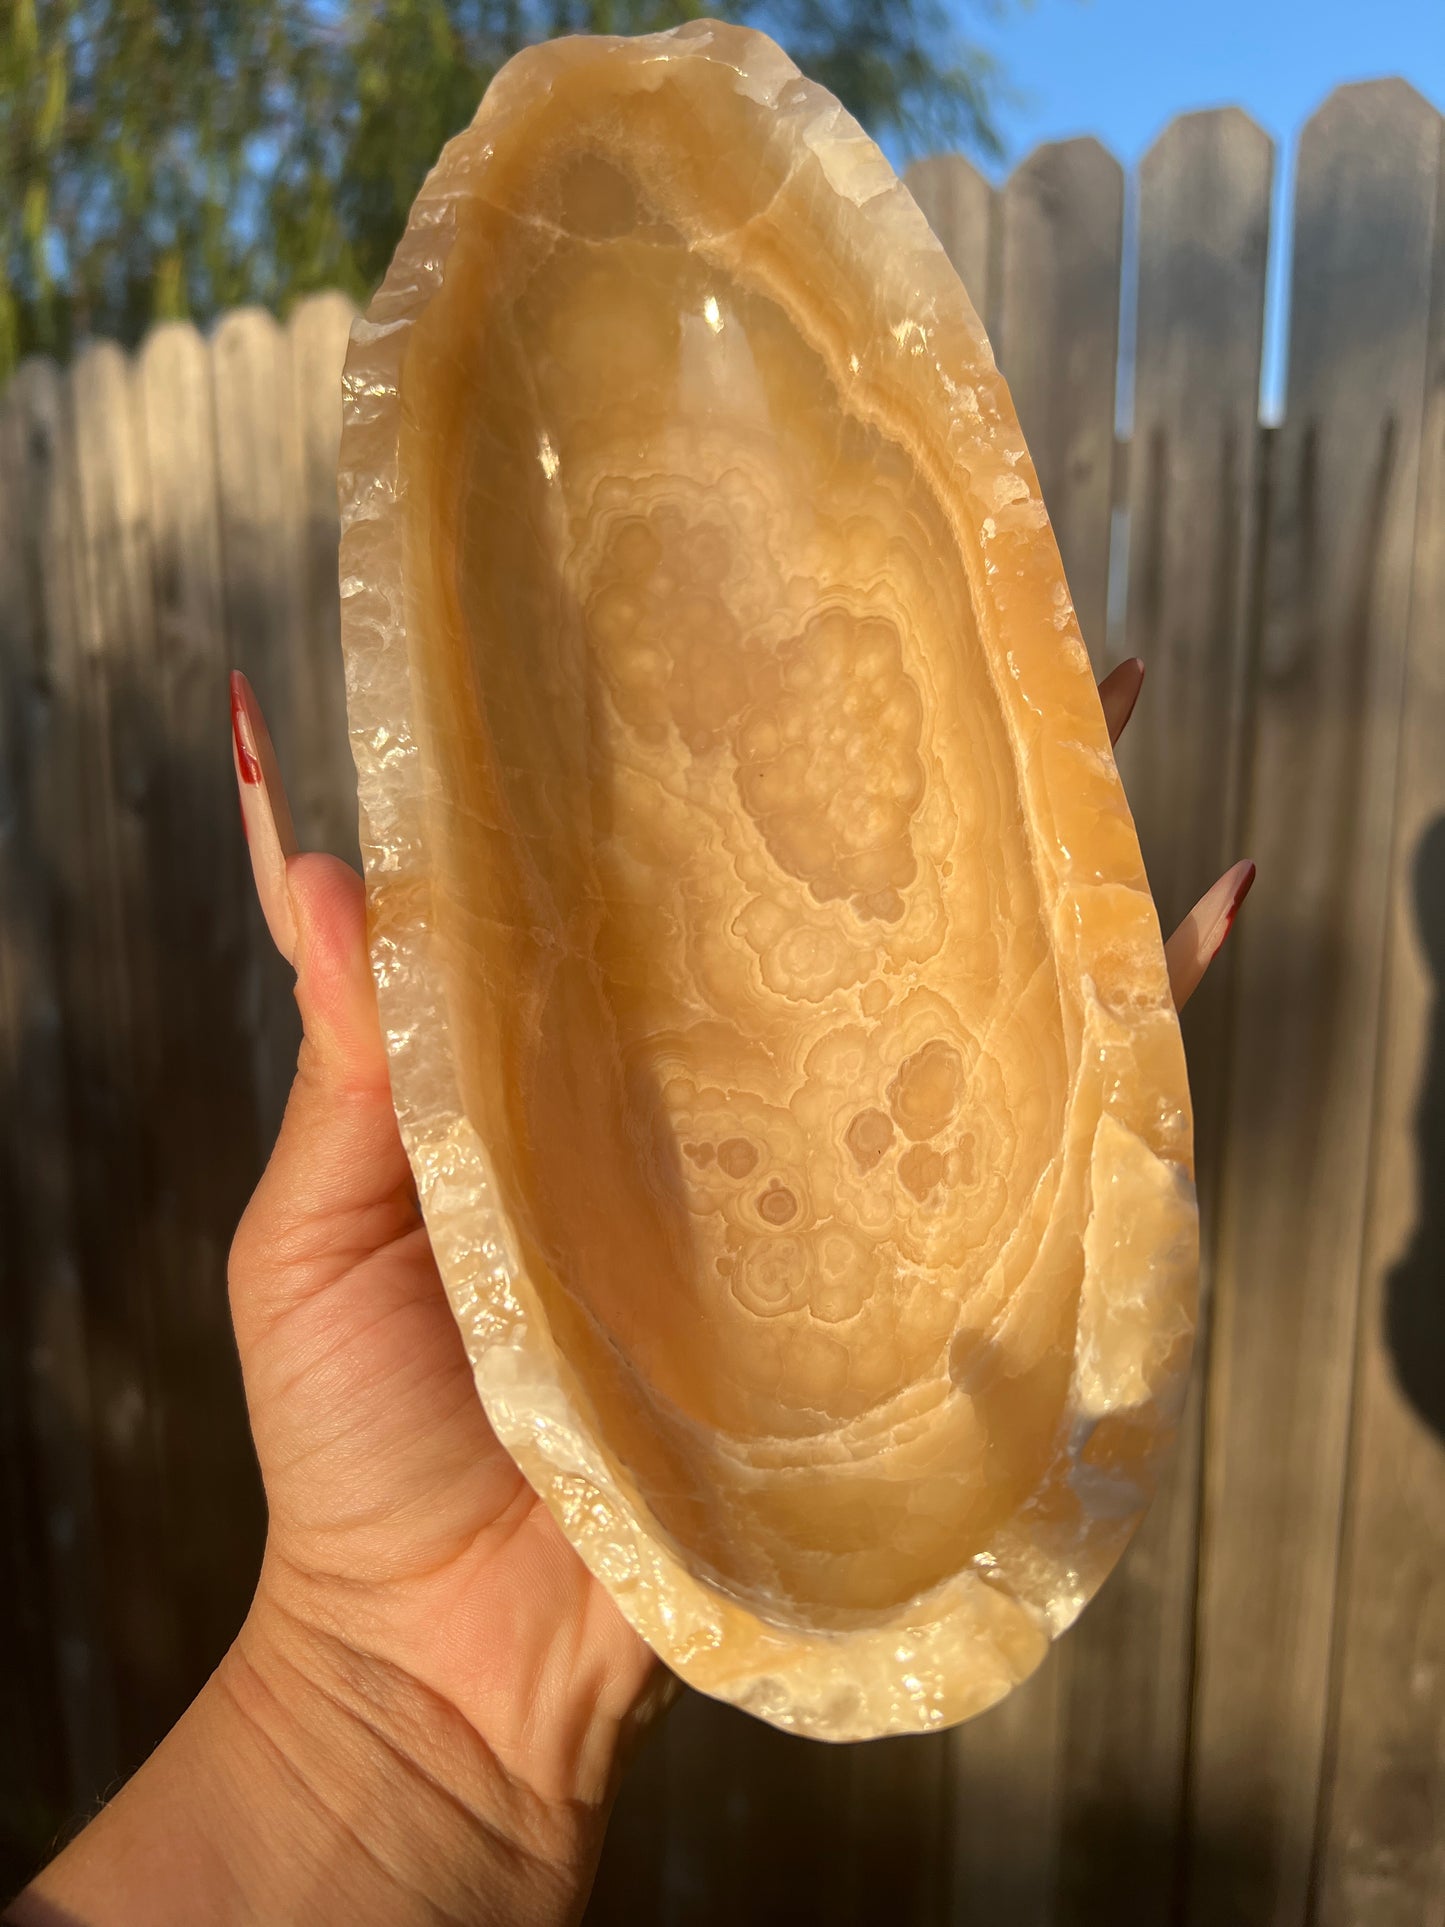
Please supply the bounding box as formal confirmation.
[1,79,1441,1926]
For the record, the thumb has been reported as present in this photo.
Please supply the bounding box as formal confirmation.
[228,675,415,1335]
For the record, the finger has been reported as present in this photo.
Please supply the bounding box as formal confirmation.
[1098,657,1145,747]
[229,675,411,1323]
[287,850,392,1100]
[231,670,299,962]
[1166,859,1256,1011]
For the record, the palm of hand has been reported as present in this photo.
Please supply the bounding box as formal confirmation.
[228,855,657,1816]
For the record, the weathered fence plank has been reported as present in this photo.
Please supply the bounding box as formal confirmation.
[39,341,183,1767]
[845,1733,949,1927]
[1192,81,1444,1927]
[905,152,996,327]
[5,361,120,1814]
[288,292,361,863]
[1315,147,1445,1927]
[591,1690,858,1926]
[1118,108,1274,933]
[996,138,1124,667]
[661,1697,857,1927]
[582,1731,670,1923]
[0,375,60,1872]
[942,1647,1060,1925]
[136,320,267,1694]
[1055,107,1275,1927]
[211,308,307,1144]
[0,366,113,1872]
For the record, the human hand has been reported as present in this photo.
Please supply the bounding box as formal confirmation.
[10,676,664,1927]
[9,657,1247,1927]
[223,670,669,1910]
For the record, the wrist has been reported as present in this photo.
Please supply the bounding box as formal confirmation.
[9,1588,606,1927]
[213,1588,603,1924]
[248,1537,658,1815]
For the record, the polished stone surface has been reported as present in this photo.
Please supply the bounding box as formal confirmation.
[338,19,1197,1739]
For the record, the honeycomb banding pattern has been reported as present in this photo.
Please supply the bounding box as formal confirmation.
[339,20,1199,1739]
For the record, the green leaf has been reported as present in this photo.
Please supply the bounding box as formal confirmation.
[14,0,38,63]
[153,250,186,322]
[0,276,19,385]
[37,43,67,151]
[21,178,47,249]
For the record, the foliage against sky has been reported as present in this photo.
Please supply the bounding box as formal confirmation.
[0,0,1015,377]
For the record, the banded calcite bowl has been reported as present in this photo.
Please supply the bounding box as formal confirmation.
[337,19,1197,1740]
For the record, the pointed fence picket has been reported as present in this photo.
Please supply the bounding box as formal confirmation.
[1060,107,1275,1927]
[0,82,1441,1926]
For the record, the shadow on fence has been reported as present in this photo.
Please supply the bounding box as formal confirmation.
[1387,812,1445,1445]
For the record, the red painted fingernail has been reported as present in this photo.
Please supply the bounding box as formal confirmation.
[1119,657,1145,731]
[230,675,262,785]
[1214,860,1257,956]
[230,671,299,967]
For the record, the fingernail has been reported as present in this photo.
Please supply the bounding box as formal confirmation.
[1099,657,1145,746]
[1117,658,1145,736]
[230,671,299,967]
[1209,859,1257,962]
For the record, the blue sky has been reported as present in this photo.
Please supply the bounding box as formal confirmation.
[964,0,1445,414]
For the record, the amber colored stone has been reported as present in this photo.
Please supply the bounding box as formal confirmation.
[338,20,1197,1739]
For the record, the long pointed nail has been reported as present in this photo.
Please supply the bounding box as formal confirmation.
[1166,858,1256,1011]
[1098,658,1145,747]
[230,670,299,967]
